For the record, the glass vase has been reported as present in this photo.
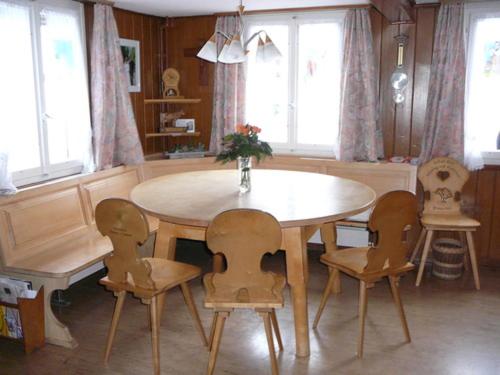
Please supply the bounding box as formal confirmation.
[237,156,251,194]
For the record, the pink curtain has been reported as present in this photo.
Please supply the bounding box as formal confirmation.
[209,16,246,153]
[337,9,381,162]
[91,4,144,170]
[419,3,465,165]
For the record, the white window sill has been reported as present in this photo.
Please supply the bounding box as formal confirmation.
[272,148,336,159]
[481,151,500,166]
[13,163,85,188]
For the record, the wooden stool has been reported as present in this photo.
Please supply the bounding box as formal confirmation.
[204,209,285,375]
[96,198,208,375]
[314,191,417,358]
[409,157,481,289]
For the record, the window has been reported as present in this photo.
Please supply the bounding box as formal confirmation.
[0,0,92,186]
[465,3,500,165]
[245,11,345,156]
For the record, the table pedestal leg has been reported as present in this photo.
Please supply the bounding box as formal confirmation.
[154,221,177,260]
[283,227,310,358]
[153,221,177,319]
[290,282,309,357]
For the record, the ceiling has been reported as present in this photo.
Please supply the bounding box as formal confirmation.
[113,0,368,17]
[113,0,439,18]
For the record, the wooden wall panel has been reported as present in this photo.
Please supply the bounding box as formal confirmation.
[394,23,415,156]
[474,170,495,262]
[410,7,436,157]
[486,171,500,264]
[379,16,399,157]
[82,4,500,267]
[164,16,217,152]
[378,5,438,158]
[83,4,164,156]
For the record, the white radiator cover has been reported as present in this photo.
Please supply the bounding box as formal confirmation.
[309,225,369,248]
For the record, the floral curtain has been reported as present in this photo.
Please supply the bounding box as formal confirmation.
[337,8,381,162]
[91,4,144,170]
[210,16,246,153]
[419,3,466,166]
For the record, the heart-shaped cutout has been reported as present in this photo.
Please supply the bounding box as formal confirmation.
[437,170,450,181]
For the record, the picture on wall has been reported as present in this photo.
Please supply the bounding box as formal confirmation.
[119,38,141,92]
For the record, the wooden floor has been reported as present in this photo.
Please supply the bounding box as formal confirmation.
[1,240,500,375]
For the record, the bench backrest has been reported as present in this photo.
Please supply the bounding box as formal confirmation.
[0,166,143,268]
[143,156,417,198]
[0,157,416,270]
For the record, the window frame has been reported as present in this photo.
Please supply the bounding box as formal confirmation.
[244,10,346,157]
[464,1,500,165]
[3,0,91,186]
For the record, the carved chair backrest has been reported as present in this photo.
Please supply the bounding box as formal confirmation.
[95,198,155,290]
[205,209,283,304]
[364,191,417,273]
[418,157,469,215]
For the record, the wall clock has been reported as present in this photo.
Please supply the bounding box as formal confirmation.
[162,68,183,98]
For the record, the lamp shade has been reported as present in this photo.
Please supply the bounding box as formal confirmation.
[197,33,218,63]
[218,34,246,64]
[256,34,282,64]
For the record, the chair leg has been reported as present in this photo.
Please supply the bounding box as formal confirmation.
[270,309,284,351]
[260,311,279,375]
[313,267,338,329]
[156,292,166,324]
[208,312,218,352]
[207,312,228,375]
[416,230,434,286]
[180,283,208,347]
[357,281,368,359]
[388,276,411,342]
[466,231,481,290]
[410,228,426,263]
[104,291,126,365]
[150,297,161,375]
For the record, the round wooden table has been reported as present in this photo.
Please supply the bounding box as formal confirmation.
[131,169,376,357]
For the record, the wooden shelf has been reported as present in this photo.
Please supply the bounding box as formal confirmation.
[146,132,200,138]
[144,98,201,104]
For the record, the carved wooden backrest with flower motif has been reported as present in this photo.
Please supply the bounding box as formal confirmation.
[205,209,283,305]
[418,157,469,215]
[96,198,155,290]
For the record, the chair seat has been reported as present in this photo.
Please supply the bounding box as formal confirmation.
[100,258,201,297]
[320,248,414,279]
[421,213,480,229]
[204,272,285,309]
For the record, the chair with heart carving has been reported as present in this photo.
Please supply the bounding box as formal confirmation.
[410,157,481,289]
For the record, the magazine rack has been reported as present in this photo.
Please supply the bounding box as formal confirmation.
[0,286,44,353]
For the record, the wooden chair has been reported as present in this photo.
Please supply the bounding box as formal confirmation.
[96,198,208,375]
[204,209,285,375]
[409,157,481,289]
[313,191,417,358]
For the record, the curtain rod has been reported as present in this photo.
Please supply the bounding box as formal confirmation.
[213,4,371,17]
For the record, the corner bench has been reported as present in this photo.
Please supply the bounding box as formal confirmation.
[0,156,416,350]
[0,165,158,348]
